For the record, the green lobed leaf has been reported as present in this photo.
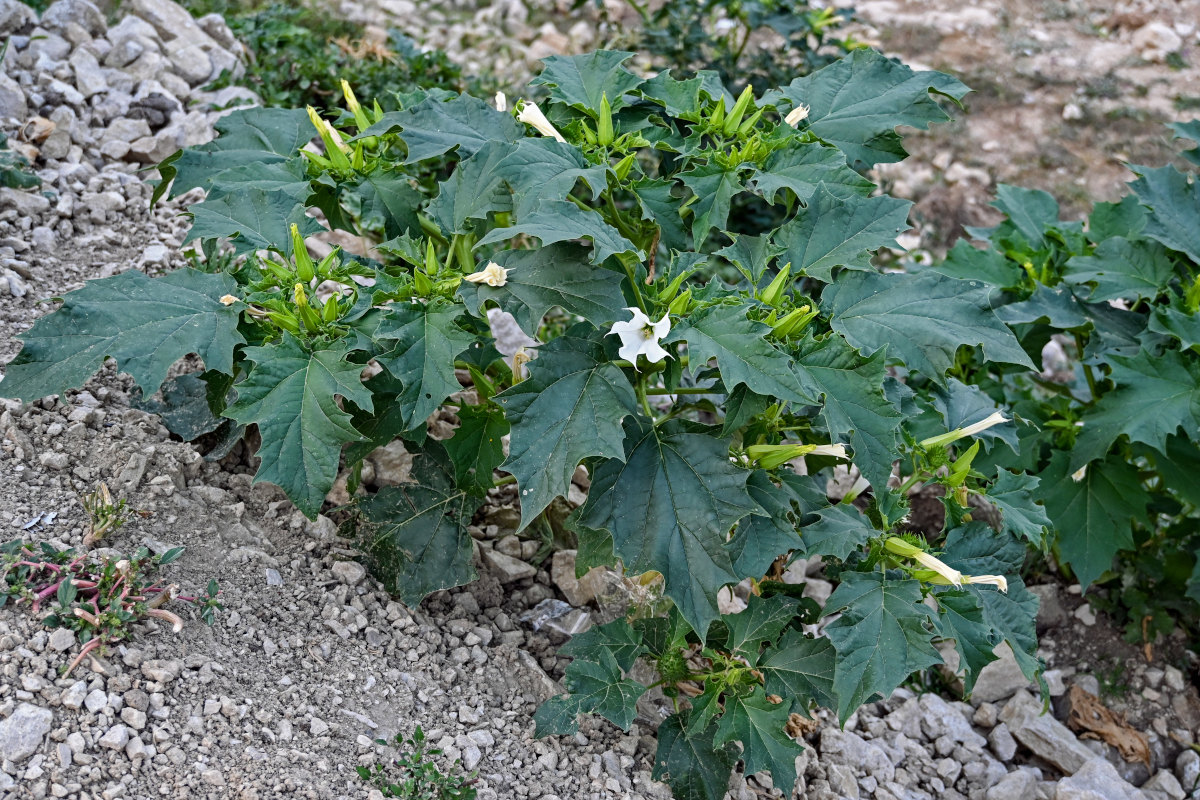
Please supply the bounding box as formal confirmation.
[573,419,759,639]
[713,687,803,793]
[731,471,810,578]
[531,50,645,113]
[458,243,629,336]
[476,200,640,265]
[369,300,477,435]
[790,335,903,494]
[634,179,690,252]
[930,378,1019,454]
[347,169,423,240]
[823,571,941,723]
[722,594,801,660]
[1129,164,1200,263]
[361,93,524,164]
[994,284,1091,331]
[939,522,1026,577]
[823,270,1035,380]
[678,163,742,250]
[185,188,324,255]
[496,330,638,529]
[772,185,912,283]
[1149,306,1200,350]
[133,373,226,442]
[771,48,970,168]
[665,303,815,406]
[973,577,1042,686]
[533,695,580,737]
[197,159,310,204]
[1171,119,1200,166]
[443,404,508,496]
[801,504,874,561]
[155,107,312,203]
[992,184,1059,248]
[559,619,645,672]
[987,470,1052,548]
[2,269,243,402]
[929,239,1024,290]
[715,234,785,284]
[759,629,837,712]
[224,335,371,518]
[1063,237,1175,302]
[749,140,874,205]
[1039,452,1150,589]
[638,70,705,116]
[559,649,647,732]
[1086,194,1147,243]
[1071,349,1200,469]
[934,589,999,696]
[653,712,739,800]
[358,443,481,605]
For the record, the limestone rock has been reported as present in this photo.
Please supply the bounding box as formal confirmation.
[40,0,106,37]
[1056,759,1149,800]
[971,643,1032,704]
[1000,691,1096,775]
[0,0,36,36]
[0,703,53,762]
[482,549,537,583]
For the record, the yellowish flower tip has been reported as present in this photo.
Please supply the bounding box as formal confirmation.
[963,574,1009,592]
[1071,465,1088,483]
[809,443,849,459]
[511,347,532,380]
[784,103,810,127]
[516,99,567,143]
[957,411,1009,438]
[464,261,509,287]
[219,294,238,306]
[293,283,308,306]
[495,91,507,112]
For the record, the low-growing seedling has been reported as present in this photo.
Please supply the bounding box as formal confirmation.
[80,482,129,548]
[357,727,477,800]
[0,540,221,674]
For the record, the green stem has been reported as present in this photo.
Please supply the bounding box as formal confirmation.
[494,474,517,487]
[603,188,641,245]
[443,233,460,273]
[646,386,718,395]
[636,377,655,417]
[895,471,925,497]
[1074,332,1099,404]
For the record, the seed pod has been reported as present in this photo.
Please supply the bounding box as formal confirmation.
[613,152,636,182]
[723,85,755,137]
[322,293,340,322]
[266,311,301,335]
[413,269,433,297]
[667,287,692,316]
[710,96,726,129]
[737,107,765,137]
[758,263,791,307]
[291,224,315,283]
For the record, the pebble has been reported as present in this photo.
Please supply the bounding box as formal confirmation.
[0,702,53,762]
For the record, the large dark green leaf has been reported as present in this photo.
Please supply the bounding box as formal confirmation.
[1039,452,1150,588]
[496,331,638,529]
[973,577,1042,686]
[665,303,815,405]
[801,504,874,561]
[1072,350,1200,468]
[653,713,739,800]
[934,589,998,696]
[992,184,1059,248]
[559,619,645,672]
[443,404,508,495]
[1171,120,1200,166]
[531,50,645,112]
[155,107,312,203]
[713,688,802,793]
[358,444,481,605]
[823,571,941,723]
[476,200,639,265]
[1130,165,1200,262]
[1063,237,1174,302]
[361,94,524,164]
[773,185,912,282]
[185,188,323,255]
[347,169,423,239]
[723,595,800,659]
[731,471,808,577]
[749,141,873,205]
[939,522,1026,578]
[458,243,628,336]
[224,335,371,517]
[370,301,476,434]
[823,271,1035,380]
[2,269,243,401]
[759,630,837,712]
[770,48,970,168]
[558,650,646,732]
[133,373,226,442]
[987,470,1052,548]
[678,164,742,250]
[573,419,758,639]
[790,335,903,494]
[929,239,1024,290]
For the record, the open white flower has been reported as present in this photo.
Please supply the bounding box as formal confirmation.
[495,91,507,112]
[464,261,509,287]
[516,99,566,143]
[608,307,671,367]
[784,103,810,127]
[963,574,1009,592]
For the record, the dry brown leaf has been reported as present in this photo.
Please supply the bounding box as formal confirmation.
[1066,685,1151,765]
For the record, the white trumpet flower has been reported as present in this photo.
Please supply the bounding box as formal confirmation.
[495,91,507,112]
[608,307,671,368]
[464,262,509,287]
[963,574,1009,592]
[784,103,810,126]
[516,100,566,143]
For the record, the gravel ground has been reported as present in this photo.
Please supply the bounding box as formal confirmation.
[4,1,1200,799]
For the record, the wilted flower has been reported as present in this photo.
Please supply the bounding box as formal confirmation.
[464,261,509,287]
[495,91,507,112]
[516,100,566,143]
[608,307,671,367]
[219,295,238,306]
[784,103,810,127]
[511,347,533,380]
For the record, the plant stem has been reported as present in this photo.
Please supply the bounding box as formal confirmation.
[636,378,655,417]
[895,472,925,497]
[646,386,718,395]
[1074,332,1099,404]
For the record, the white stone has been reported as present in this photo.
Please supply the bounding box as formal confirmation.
[0,703,53,762]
